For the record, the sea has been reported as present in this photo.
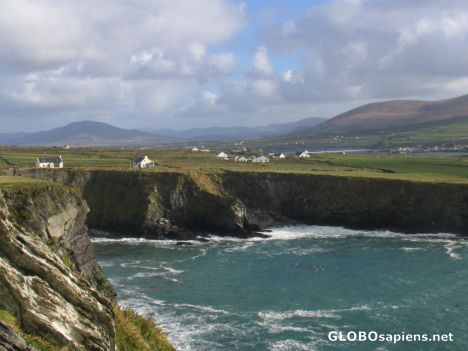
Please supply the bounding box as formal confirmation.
[93,225,468,351]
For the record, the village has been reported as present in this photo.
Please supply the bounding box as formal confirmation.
[33,147,322,169]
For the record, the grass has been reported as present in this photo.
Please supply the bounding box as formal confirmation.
[114,305,176,351]
[1,146,468,183]
[0,176,51,187]
[0,308,69,351]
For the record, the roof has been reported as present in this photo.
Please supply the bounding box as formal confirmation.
[133,156,147,162]
[37,156,62,164]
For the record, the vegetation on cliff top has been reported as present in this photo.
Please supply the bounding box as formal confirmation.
[2,147,468,183]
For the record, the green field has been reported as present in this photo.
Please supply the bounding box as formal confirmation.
[1,146,468,184]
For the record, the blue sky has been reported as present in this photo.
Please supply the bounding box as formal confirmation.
[2,0,468,132]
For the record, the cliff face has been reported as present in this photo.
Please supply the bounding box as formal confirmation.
[7,168,468,236]
[83,171,251,238]
[0,183,115,350]
[222,172,468,234]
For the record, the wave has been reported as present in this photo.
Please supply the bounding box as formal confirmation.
[172,303,231,315]
[92,225,464,248]
[258,309,339,321]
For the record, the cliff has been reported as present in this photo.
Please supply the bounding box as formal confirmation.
[6,168,468,236]
[0,178,176,350]
[7,169,253,239]
[221,171,468,234]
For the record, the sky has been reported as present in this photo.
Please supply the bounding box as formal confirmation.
[2,0,468,132]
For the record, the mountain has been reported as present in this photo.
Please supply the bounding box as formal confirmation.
[0,117,326,146]
[0,120,171,146]
[300,94,468,135]
[149,117,326,141]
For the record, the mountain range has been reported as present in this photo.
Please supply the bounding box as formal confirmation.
[0,117,325,146]
[2,93,468,147]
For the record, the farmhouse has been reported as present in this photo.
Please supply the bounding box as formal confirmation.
[252,156,270,164]
[299,151,311,158]
[191,146,199,152]
[279,153,286,159]
[217,152,228,160]
[132,155,155,168]
[234,156,248,162]
[36,156,63,168]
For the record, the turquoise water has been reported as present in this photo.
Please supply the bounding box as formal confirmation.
[94,226,468,350]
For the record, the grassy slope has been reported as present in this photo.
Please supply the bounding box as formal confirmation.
[242,114,468,151]
[114,305,176,351]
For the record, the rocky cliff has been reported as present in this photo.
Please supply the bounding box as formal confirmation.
[0,181,115,350]
[222,171,468,234]
[0,179,176,350]
[7,169,253,239]
[7,168,468,236]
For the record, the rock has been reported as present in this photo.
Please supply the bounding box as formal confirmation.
[0,184,115,350]
[0,322,35,351]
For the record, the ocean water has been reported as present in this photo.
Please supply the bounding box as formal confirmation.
[93,226,468,351]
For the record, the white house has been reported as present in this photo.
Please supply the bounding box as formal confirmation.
[299,151,311,158]
[252,156,270,164]
[217,152,228,160]
[235,156,248,162]
[36,156,63,168]
[191,146,199,152]
[132,155,155,168]
[279,153,286,159]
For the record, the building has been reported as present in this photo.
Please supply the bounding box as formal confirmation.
[132,155,155,168]
[217,152,228,160]
[234,156,248,162]
[36,156,63,168]
[272,152,286,159]
[252,156,270,164]
[191,146,199,152]
[299,151,311,158]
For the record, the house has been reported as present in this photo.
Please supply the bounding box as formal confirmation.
[191,146,199,152]
[217,152,228,160]
[272,152,286,159]
[235,156,248,162]
[132,155,155,168]
[252,156,270,164]
[200,149,210,152]
[36,156,63,168]
[299,151,311,158]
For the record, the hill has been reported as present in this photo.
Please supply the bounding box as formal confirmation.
[0,120,171,146]
[0,118,326,146]
[301,94,468,135]
[150,117,326,141]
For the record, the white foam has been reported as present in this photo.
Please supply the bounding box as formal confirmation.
[258,309,339,321]
[269,339,318,351]
[172,303,231,315]
[161,265,184,275]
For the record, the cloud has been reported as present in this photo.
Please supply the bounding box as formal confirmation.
[252,46,273,75]
[3,0,468,132]
[0,0,245,131]
[264,0,468,103]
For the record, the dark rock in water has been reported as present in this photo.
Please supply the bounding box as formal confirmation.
[197,237,210,243]
[0,322,35,351]
[255,232,272,238]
